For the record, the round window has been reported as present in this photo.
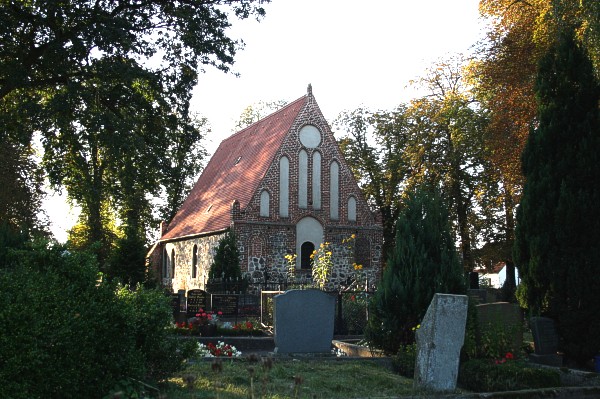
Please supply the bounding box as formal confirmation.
[299,125,321,148]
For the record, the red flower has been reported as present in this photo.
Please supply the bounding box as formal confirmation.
[246,321,253,329]
[217,311,223,315]
[350,295,356,302]
[195,313,201,317]
[505,352,514,360]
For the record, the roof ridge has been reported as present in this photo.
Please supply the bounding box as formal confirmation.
[221,95,307,143]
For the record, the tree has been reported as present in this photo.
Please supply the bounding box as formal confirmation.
[514,30,600,365]
[0,0,268,265]
[233,100,288,131]
[365,185,466,354]
[0,138,48,239]
[334,107,410,264]
[0,0,267,102]
[209,230,242,280]
[158,114,209,224]
[404,56,490,273]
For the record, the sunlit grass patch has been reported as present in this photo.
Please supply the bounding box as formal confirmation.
[161,358,414,398]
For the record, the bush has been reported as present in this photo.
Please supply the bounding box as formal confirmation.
[365,186,466,354]
[392,344,417,378]
[209,229,242,280]
[458,358,561,392]
[0,240,193,399]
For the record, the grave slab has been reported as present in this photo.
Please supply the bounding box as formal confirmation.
[529,316,563,367]
[414,293,469,392]
[273,289,335,354]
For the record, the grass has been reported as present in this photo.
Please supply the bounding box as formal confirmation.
[159,358,415,398]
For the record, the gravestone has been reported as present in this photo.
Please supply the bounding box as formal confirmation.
[273,289,335,353]
[476,302,523,355]
[211,294,239,317]
[414,293,469,392]
[186,289,208,318]
[171,290,187,323]
[529,317,562,367]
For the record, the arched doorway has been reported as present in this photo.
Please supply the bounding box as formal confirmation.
[295,217,323,270]
[300,241,315,269]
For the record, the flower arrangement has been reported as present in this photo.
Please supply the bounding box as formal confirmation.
[190,308,222,327]
[494,351,515,365]
[197,341,242,358]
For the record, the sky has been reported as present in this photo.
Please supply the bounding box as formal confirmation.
[43,0,486,242]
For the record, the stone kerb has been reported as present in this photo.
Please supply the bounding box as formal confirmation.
[273,289,335,354]
[414,293,469,392]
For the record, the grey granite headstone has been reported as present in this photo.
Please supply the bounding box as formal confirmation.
[273,289,335,353]
[529,316,563,367]
[414,293,468,392]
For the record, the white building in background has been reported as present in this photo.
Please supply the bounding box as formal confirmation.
[478,262,520,289]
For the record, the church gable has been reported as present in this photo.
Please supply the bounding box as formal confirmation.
[155,85,383,293]
[242,86,375,227]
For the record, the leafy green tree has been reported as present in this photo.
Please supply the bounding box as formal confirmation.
[0,138,48,240]
[404,56,490,273]
[334,107,410,265]
[514,29,600,364]
[209,230,242,280]
[233,100,288,131]
[0,0,267,270]
[365,186,466,354]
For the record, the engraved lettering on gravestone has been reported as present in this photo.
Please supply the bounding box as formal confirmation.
[211,294,239,317]
[186,289,207,317]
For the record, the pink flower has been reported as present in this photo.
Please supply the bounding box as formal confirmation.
[195,313,201,317]
[217,311,223,315]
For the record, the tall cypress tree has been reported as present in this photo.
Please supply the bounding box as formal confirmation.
[514,29,600,364]
[365,186,466,354]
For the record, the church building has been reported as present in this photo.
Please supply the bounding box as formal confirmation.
[149,85,383,293]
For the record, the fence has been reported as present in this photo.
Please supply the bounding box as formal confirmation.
[172,279,375,334]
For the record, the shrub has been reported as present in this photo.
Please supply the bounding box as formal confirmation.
[365,186,466,354]
[392,344,417,378]
[0,240,193,399]
[458,358,561,392]
[209,229,242,280]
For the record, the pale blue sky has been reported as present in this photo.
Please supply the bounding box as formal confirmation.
[44,0,485,242]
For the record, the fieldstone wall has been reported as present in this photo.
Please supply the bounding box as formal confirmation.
[163,232,226,292]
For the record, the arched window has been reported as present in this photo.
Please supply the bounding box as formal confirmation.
[312,151,321,209]
[191,245,198,278]
[260,190,270,217]
[330,161,339,220]
[300,242,315,269]
[348,196,357,222]
[279,156,289,217]
[171,249,176,279]
[162,248,168,278]
[298,150,308,208]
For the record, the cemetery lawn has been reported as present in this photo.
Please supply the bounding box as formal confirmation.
[161,359,415,398]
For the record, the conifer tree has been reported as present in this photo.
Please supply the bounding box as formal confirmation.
[209,230,242,280]
[365,186,466,354]
[514,29,600,364]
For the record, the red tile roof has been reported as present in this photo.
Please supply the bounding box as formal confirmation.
[161,95,307,241]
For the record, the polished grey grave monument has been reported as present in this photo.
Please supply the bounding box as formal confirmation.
[414,293,469,392]
[273,289,335,354]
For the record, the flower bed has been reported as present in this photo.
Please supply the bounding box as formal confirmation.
[196,341,242,358]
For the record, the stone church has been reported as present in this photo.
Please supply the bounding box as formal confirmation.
[149,85,383,293]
